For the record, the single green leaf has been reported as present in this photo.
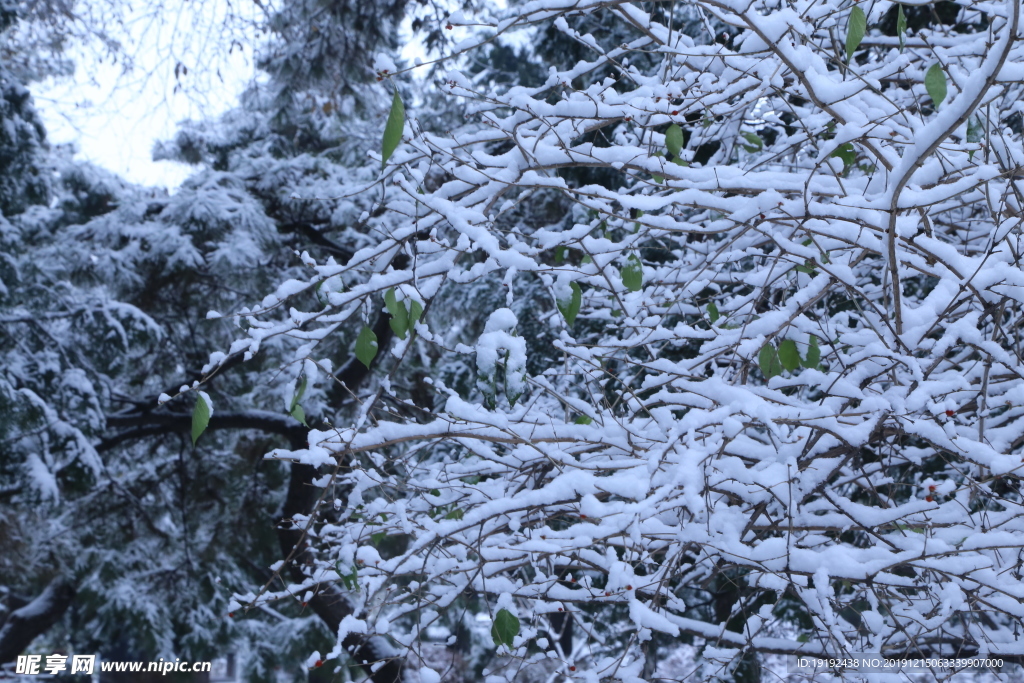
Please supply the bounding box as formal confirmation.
[574,415,593,425]
[554,245,567,264]
[778,339,800,372]
[845,6,866,62]
[445,507,464,521]
[355,325,378,368]
[896,4,907,52]
[741,131,763,153]
[925,63,947,109]
[795,263,817,275]
[582,254,593,264]
[665,123,684,158]
[191,393,211,446]
[429,488,441,497]
[384,288,409,339]
[707,302,720,323]
[381,88,405,171]
[802,335,821,368]
[652,174,664,184]
[290,376,307,412]
[558,282,582,327]
[505,352,522,408]
[337,562,359,591]
[758,343,783,379]
[371,532,386,546]
[830,143,856,171]
[491,608,520,648]
[409,300,423,327]
[290,404,308,427]
[967,116,984,161]
[621,253,643,292]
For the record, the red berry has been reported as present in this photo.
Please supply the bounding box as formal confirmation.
[928,485,936,492]
[569,666,576,671]
[228,613,234,618]
[605,592,610,596]
[945,409,955,417]
[558,607,564,612]
[580,514,586,518]
[571,578,577,583]
[672,110,679,115]
[926,495,934,502]
[446,24,453,29]
[626,585,632,590]
[301,601,307,607]
[314,660,323,668]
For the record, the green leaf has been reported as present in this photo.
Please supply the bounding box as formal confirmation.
[356,325,378,368]
[409,300,423,327]
[429,488,441,497]
[290,404,308,427]
[384,288,409,339]
[925,63,947,109]
[491,608,520,648]
[802,335,821,369]
[758,343,783,380]
[741,131,763,153]
[896,4,907,52]
[554,245,567,264]
[337,562,359,591]
[290,377,308,412]
[557,282,582,327]
[652,174,664,184]
[845,6,866,62]
[381,88,405,171]
[707,302,720,323]
[191,392,211,446]
[665,123,684,158]
[778,339,800,372]
[574,415,593,425]
[371,532,386,546]
[621,254,643,292]
[967,116,984,161]
[505,351,522,408]
[830,143,856,171]
[444,507,464,521]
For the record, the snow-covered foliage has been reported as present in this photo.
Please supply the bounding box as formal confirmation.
[214,0,1024,679]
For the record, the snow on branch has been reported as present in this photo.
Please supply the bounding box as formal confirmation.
[226,0,1024,679]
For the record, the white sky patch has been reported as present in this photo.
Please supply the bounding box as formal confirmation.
[31,0,260,191]
[28,0,516,191]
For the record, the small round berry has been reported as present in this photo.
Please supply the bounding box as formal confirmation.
[569,666,576,672]
[926,495,934,502]
[314,660,323,668]
[945,409,956,417]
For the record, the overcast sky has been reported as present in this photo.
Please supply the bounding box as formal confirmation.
[29,1,465,193]
[32,0,259,191]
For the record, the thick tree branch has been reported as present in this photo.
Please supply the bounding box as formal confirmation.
[0,577,76,665]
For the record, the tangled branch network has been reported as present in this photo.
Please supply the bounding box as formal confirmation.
[219,0,1024,679]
